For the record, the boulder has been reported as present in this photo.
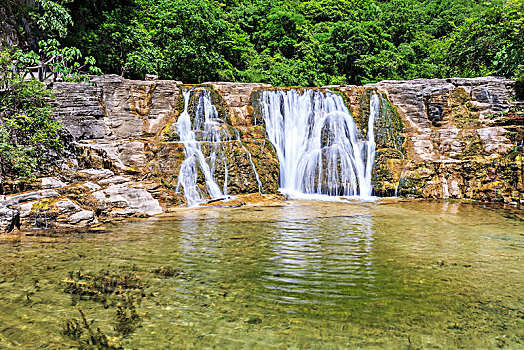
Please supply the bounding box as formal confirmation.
[41,177,67,189]
[92,184,163,216]
[55,199,82,215]
[2,190,59,207]
[68,210,98,225]
[0,206,19,233]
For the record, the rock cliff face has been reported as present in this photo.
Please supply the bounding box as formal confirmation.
[1,75,522,232]
[368,77,523,203]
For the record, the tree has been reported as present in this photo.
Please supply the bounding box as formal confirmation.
[435,0,524,78]
[0,50,65,179]
[28,0,101,82]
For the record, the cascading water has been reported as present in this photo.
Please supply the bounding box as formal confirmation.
[175,89,264,206]
[176,89,227,206]
[260,89,379,199]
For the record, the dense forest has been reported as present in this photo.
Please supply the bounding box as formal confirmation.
[2,0,524,86]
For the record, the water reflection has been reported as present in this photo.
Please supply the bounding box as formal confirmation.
[261,204,375,305]
[0,201,523,349]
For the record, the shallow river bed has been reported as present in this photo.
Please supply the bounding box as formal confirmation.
[0,200,523,349]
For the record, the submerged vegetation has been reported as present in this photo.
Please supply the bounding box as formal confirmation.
[61,269,149,348]
[0,202,522,348]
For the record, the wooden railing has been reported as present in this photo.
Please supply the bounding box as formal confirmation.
[19,57,58,82]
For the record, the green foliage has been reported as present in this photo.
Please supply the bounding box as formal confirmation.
[38,38,102,81]
[31,0,73,38]
[436,0,524,78]
[0,50,65,179]
[6,0,524,86]
[19,0,102,81]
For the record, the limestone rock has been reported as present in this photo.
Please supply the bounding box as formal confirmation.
[52,82,106,140]
[19,201,36,218]
[367,77,517,161]
[41,177,67,189]
[117,141,147,169]
[3,192,42,206]
[49,75,522,205]
[68,210,98,225]
[38,189,60,198]
[145,74,158,81]
[55,199,82,215]
[0,206,19,233]
[475,127,513,155]
[92,185,163,216]
[93,75,180,138]
[78,168,115,181]
[78,140,147,171]
[1,190,59,207]
[99,176,132,185]
[82,182,102,191]
[206,82,271,108]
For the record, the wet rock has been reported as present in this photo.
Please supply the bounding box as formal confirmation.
[0,206,19,233]
[367,77,516,161]
[92,185,163,216]
[476,127,513,155]
[206,82,271,109]
[41,177,67,189]
[49,75,522,205]
[55,199,82,215]
[396,158,524,202]
[68,210,98,225]
[78,169,115,181]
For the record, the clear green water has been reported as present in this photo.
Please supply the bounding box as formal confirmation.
[0,200,523,349]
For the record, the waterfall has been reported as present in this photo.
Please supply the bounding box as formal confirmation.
[175,89,264,205]
[175,89,227,206]
[261,89,379,199]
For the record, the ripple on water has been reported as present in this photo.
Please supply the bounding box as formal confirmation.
[0,200,523,349]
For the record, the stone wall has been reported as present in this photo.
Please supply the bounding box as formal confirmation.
[52,75,523,205]
[368,77,520,161]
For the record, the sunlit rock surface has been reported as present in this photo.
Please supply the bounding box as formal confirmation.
[3,75,519,231]
[368,77,523,203]
[49,76,523,207]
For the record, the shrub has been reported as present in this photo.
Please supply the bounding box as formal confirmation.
[0,49,65,179]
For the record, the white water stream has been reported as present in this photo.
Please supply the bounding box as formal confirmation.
[176,89,263,205]
[176,88,379,204]
[176,90,226,206]
[260,89,379,199]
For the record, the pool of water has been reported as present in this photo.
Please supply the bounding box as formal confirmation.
[0,200,523,349]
